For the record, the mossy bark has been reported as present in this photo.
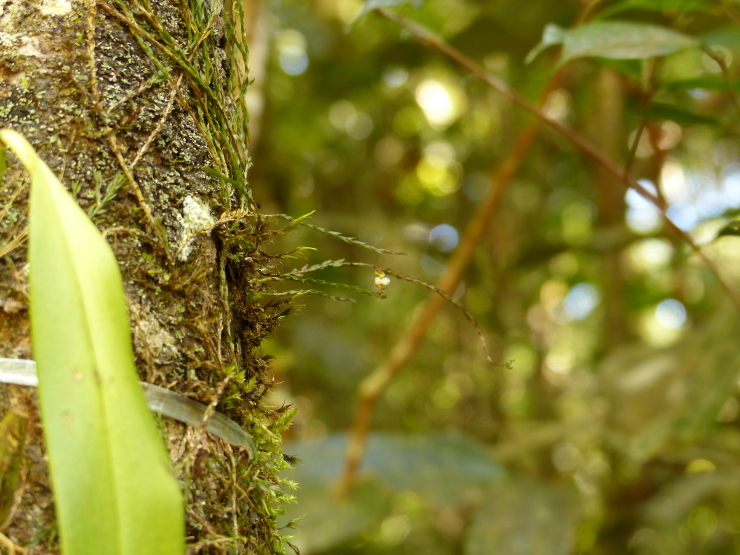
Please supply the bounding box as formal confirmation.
[0,0,290,552]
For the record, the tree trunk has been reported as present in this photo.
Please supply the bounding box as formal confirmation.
[0,0,289,552]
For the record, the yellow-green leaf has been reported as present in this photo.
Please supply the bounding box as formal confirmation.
[0,129,184,555]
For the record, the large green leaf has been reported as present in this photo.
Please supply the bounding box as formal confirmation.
[282,431,506,553]
[288,431,505,504]
[362,431,506,505]
[527,21,698,65]
[464,479,581,555]
[0,129,184,554]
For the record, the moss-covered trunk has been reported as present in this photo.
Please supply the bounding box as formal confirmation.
[0,0,291,552]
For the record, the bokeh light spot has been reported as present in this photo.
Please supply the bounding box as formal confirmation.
[563,283,600,320]
[276,30,309,75]
[429,224,459,252]
[655,299,686,329]
[414,78,465,129]
[666,202,699,231]
[383,67,408,88]
[626,180,661,233]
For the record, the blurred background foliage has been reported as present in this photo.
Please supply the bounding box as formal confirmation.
[244,0,740,553]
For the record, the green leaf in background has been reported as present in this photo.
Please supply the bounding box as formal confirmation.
[597,0,718,19]
[594,58,645,80]
[702,25,740,50]
[285,474,392,554]
[562,21,698,63]
[643,470,737,528]
[464,479,581,555]
[282,431,506,553]
[0,129,184,555]
[353,0,422,26]
[524,23,567,64]
[638,102,721,126]
[599,308,740,460]
[717,220,740,237]
[661,76,740,92]
[362,432,506,505]
[527,21,699,65]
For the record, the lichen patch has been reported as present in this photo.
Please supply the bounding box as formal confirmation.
[38,0,72,17]
[177,194,215,261]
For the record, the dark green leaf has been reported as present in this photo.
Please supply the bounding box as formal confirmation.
[363,432,506,504]
[639,102,720,126]
[595,58,644,79]
[702,25,740,49]
[717,220,740,237]
[597,0,718,19]
[643,471,740,527]
[287,431,505,505]
[662,76,740,92]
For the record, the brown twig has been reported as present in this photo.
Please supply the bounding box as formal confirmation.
[375,7,740,310]
[700,44,740,121]
[337,68,564,495]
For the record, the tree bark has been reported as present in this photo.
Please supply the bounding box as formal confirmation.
[0,0,289,552]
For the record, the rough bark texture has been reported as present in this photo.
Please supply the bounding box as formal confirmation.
[0,0,291,552]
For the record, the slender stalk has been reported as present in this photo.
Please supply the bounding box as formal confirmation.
[338,71,563,494]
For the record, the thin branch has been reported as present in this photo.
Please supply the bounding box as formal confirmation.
[624,119,646,177]
[337,69,564,495]
[700,44,740,121]
[342,261,493,361]
[375,8,740,310]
